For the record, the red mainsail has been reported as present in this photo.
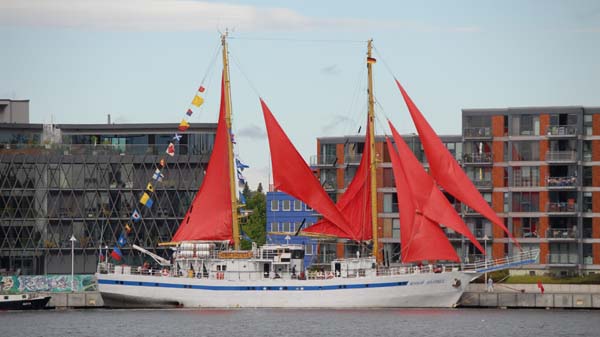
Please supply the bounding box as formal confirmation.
[388,121,484,255]
[303,119,372,241]
[385,136,459,262]
[395,80,519,248]
[261,99,358,241]
[173,74,233,242]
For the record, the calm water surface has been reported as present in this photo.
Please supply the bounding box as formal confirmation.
[0,308,597,337]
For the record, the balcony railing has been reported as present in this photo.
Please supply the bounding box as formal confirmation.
[462,153,493,164]
[546,202,577,213]
[472,180,493,189]
[513,229,539,238]
[546,253,578,264]
[546,176,577,187]
[546,228,578,239]
[546,125,577,137]
[512,178,539,187]
[545,151,577,162]
[344,153,363,164]
[310,154,337,166]
[463,127,492,138]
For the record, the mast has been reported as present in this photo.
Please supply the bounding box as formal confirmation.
[221,32,240,250]
[367,39,379,261]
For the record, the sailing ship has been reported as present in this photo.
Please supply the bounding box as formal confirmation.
[96,34,538,308]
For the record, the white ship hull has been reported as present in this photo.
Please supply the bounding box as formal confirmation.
[96,271,479,308]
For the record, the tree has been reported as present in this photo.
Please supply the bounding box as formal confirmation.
[242,182,251,201]
[240,187,266,250]
[256,182,264,194]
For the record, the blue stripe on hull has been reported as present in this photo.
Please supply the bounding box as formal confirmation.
[98,279,409,291]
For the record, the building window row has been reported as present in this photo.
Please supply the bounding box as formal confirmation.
[268,221,311,233]
[270,200,312,212]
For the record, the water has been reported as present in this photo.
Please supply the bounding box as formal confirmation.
[0,308,597,337]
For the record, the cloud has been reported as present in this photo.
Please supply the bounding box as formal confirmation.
[320,114,356,133]
[0,0,482,33]
[320,65,341,76]
[237,124,266,140]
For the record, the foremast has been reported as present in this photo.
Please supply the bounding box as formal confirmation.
[366,39,379,262]
[221,32,240,250]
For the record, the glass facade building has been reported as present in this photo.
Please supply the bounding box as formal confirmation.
[0,122,215,275]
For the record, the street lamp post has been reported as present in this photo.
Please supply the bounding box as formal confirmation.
[483,235,489,287]
[70,234,77,292]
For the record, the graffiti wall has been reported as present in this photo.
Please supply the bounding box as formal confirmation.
[0,275,97,293]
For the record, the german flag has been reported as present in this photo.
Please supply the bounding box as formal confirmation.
[367,57,377,64]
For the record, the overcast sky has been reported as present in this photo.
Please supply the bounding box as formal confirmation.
[2,0,599,188]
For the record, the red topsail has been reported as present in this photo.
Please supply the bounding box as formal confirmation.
[303,119,373,241]
[395,80,519,248]
[387,121,484,258]
[385,136,459,262]
[172,73,233,242]
[261,99,358,241]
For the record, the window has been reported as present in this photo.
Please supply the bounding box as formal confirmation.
[392,219,400,239]
[582,166,592,186]
[282,200,290,211]
[583,244,593,265]
[320,144,337,165]
[305,243,314,255]
[282,222,290,232]
[270,200,279,211]
[512,141,540,161]
[513,166,539,187]
[583,192,592,213]
[383,194,398,213]
[293,222,302,233]
[583,141,592,161]
[584,114,593,136]
[305,203,312,211]
[512,192,539,212]
[583,218,593,238]
[293,200,302,211]
[511,115,539,136]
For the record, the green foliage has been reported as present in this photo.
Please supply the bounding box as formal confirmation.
[242,182,251,202]
[240,186,266,250]
[256,182,263,194]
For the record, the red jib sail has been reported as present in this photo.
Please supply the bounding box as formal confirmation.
[303,118,372,241]
[173,73,233,242]
[395,80,520,248]
[261,98,358,241]
[385,136,459,262]
[388,120,484,255]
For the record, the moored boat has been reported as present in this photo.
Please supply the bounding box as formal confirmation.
[97,34,538,308]
[0,293,51,310]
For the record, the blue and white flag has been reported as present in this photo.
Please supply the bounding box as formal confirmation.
[117,233,127,247]
[236,158,249,170]
[238,191,246,205]
[173,133,182,142]
[131,209,141,222]
[152,169,164,182]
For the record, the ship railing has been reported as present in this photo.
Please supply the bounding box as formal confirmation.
[462,249,540,273]
[376,264,459,277]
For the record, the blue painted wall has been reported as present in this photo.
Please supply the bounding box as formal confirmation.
[266,191,319,268]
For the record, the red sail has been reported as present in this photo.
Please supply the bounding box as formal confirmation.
[303,119,372,241]
[385,136,459,262]
[173,73,233,242]
[395,80,519,248]
[388,121,484,254]
[261,99,358,241]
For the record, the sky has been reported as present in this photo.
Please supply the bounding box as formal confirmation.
[1,0,599,189]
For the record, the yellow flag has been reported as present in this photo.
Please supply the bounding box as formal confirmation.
[146,183,154,193]
[178,119,190,131]
[125,223,132,233]
[191,95,204,107]
[140,192,150,205]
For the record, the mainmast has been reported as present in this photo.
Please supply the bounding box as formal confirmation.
[366,39,379,262]
[221,32,240,250]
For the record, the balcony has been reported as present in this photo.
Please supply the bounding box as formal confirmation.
[462,153,493,165]
[310,154,337,166]
[546,202,577,214]
[512,178,539,187]
[546,176,577,189]
[513,229,539,238]
[546,228,578,240]
[344,153,363,164]
[546,253,578,265]
[546,125,577,138]
[463,127,492,139]
[545,151,577,163]
[472,179,493,189]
